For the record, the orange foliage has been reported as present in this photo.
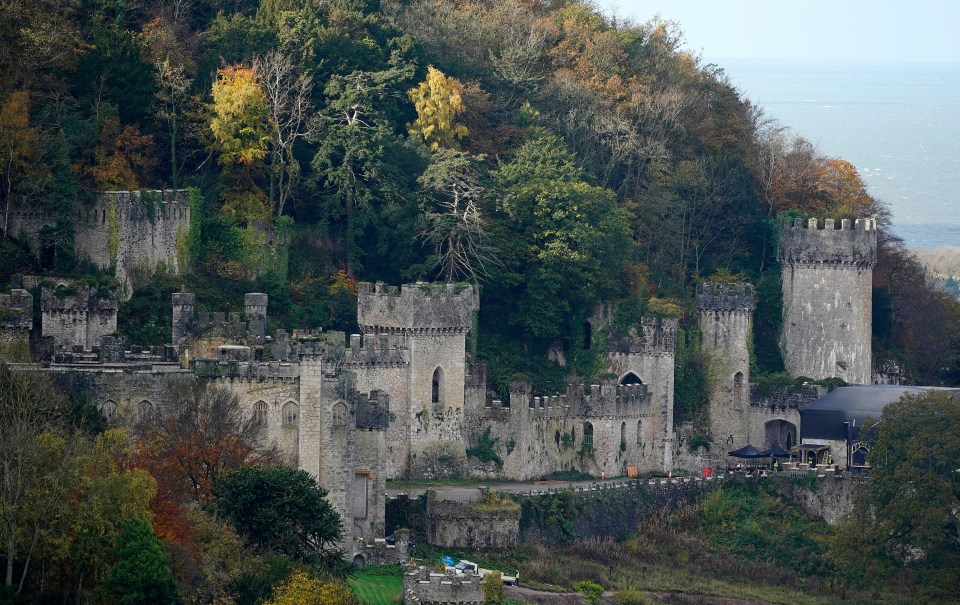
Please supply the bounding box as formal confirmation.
[74,115,157,189]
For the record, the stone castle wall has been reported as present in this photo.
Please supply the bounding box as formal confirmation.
[425,499,520,548]
[779,218,876,384]
[7,190,190,296]
[41,285,118,350]
[404,568,483,605]
[0,289,32,342]
[748,383,825,450]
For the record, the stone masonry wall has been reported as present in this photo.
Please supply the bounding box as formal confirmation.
[773,475,857,525]
[779,218,876,384]
[425,499,520,548]
[404,568,483,605]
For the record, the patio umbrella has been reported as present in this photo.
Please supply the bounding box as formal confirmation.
[728,444,766,458]
[759,444,792,458]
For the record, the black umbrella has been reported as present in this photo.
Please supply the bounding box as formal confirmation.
[728,444,766,458]
[759,444,792,458]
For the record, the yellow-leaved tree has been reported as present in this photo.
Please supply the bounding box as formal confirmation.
[209,66,269,166]
[408,66,469,151]
[265,571,356,605]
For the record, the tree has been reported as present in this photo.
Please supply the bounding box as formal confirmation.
[0,364,69,588]
[417,149,495,282]
[253,50,316,217]
[310,59,415,275]
[212,466,342,566]
[481,571,503,605]
[830,391,960,602]
[0,92,48,240]
[407,66,469,151]
[209,65,270,166]
[132,382,277,544]
[100,518,181,605]
[263,571,356,605]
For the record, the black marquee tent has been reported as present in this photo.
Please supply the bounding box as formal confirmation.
[799,385,960,442]
[728,444,766,458]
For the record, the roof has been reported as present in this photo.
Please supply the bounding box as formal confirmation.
[799,385,960,441]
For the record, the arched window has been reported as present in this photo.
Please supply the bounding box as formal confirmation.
[137,400,154,423]
[620,422,626,449]
[733,371,745,403]
[583,321,592,350]
[636,420,643,446]
[571,427,576,444]
[253,401,268,425]
[332,402,348,427]
[431,367,445,406]
[101,400,118,423]
[282,401,299,427]
[583,422,593,447]
[554,430,561,448]
[619,372,643,385]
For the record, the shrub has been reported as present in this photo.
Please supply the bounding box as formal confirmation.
[574,581,603,605]
[482,571,504,605]
[615,590,651,605]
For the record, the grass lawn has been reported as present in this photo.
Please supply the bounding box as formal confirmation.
[349,569,404,605]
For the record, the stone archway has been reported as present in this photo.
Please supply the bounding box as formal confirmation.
[764,419,797,450]
[619,372,643,385]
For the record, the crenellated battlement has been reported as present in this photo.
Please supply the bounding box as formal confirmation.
[494,379,650,420]
[607,316,678,356]
[356,389,390,429]
[191,357,301,381]
[357,282,477,332]
[341,333,408,367]
[696,282,755,312]
[778,217,878,267]
[0,289,33,333]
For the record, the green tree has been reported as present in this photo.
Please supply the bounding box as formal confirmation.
[830,391,960,602]
[212,466,343,566]
[263,571,356,605]
[574,581,603,605]
[481,571,503,605]
[100,518,181,605]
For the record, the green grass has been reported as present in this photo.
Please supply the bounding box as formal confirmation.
[349,569,404,605]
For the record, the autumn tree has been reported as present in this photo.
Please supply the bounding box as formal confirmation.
[263,571,356,605]
[209,65,269,167]
[132,382,277,544]
[0,92,48,240]
[408,66,469,151]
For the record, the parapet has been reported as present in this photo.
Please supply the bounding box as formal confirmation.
[607,316,678,356]
[342,332,407,366]
[88,189,190,222]
[356,389,390,429]
[403,567,483,605]
[696,282,754,312]
[41,284,118,313]
[357,282,477,332]
[778,217,877,267]
[0,289,33,332]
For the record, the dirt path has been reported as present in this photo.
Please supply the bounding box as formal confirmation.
[505,585,777,605]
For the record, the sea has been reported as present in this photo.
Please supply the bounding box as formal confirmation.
[715,59,960,249]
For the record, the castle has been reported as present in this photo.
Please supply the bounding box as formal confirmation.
[1,191,884,560]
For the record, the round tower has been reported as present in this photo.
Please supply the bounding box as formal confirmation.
[778,217,877,385]
[697,282,754,450]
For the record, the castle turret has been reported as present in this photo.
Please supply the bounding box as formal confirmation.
[244,293,268,342]
[171,292,195,345]
[357,282,478,478]
[697,282,754,450]
[779,217,877,385]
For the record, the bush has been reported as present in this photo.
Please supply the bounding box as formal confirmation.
[482,571,504,605]
[615,590,651,605]
[574,581,603,605]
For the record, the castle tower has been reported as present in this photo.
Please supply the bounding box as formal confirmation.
[779,217,877,385]
[697,282,754,450]
[605,316,677,473]
[171,292,195,345]
[244,293,268,342]
[357,282,478,478]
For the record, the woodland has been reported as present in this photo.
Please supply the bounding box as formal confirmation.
[1,0,960,603]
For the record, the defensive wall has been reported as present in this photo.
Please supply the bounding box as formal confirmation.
[779,217,877,385]
[0,288,32,343]
[403,567,483,605]
[749,383,826,450]
[6,190,191,297]
[425,499,521,548]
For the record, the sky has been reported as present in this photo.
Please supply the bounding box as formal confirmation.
[600,1,960,63]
